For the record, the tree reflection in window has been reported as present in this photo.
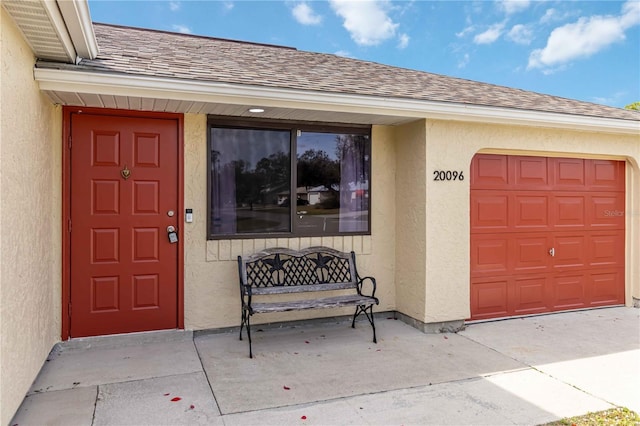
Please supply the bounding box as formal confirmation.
[296,132,369,234]
[210,128,290,235]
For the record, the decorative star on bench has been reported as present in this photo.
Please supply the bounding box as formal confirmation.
[311,253,334,283]
[263,253,287,272]
[311,253,333,269]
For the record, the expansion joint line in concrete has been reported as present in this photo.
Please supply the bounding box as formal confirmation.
[528,365,619,410]
[192,338,223,415]
[90,386,98,426]
[456,333,618,410]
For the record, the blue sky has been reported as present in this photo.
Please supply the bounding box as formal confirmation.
[87,0,640,109]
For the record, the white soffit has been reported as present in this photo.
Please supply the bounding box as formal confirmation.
[2,0,98,63]
[2,0,75,62]
[35,68,640,134]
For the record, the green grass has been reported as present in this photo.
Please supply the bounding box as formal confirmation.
[543,407,640,426]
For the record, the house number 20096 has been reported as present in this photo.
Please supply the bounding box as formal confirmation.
[433,170,464,181]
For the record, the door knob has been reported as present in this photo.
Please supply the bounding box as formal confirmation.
[549,248,555,257]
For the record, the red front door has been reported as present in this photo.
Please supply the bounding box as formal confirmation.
[69,112,180,337]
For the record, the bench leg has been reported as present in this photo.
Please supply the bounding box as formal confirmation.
[352,304,377,344]
[240,309,254,358]
[246,311,254,359]
[239,309,245,341]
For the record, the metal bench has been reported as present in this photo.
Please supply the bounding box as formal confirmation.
[237,246,379,358]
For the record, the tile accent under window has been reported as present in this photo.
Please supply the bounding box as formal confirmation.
[206,236,373,262]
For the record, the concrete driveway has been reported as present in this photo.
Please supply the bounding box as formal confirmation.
[11,307,639,425]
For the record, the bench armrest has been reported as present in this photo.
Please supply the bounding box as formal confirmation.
[357,275,378,300]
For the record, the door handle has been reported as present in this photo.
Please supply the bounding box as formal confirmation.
[549,247,555,257]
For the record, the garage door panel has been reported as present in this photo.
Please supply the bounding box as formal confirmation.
[589,160,625,191]
[513,235,551,273]
[552,235,587,270]
[471,192,509,232]
[471,278,509,319]
[554,158,586,189]
[589,270,624,306]
[471,236,509,276]
[512,275,550,315]
[513,194,551,230]
[552,273,587,310]
[590,193,625,229]
[588,231,625,268]
[553,194,587,229]
[512,156,551,189]
[471,154,509,189]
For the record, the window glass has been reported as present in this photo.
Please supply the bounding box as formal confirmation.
[296,132,370,234]
[210,128,291,235]
[208,121,370,239]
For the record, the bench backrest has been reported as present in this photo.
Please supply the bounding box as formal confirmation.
[238,247,358,294]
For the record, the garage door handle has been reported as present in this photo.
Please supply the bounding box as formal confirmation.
[549,248,555,257]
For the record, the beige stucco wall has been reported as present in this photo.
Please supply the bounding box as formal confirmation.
[412,119,640,324]
[0,9,62,425]
[394,120,428,321]
[182,114,397,330]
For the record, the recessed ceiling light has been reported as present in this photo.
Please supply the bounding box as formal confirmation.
[249,108,265,113]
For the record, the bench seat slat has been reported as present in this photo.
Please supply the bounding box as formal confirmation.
[249,282,356,295]
[251,294,376,313]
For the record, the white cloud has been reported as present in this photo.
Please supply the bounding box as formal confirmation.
[497,0,530,15]
[292,2,322,25]
[329,0,399,46]
[474,22,505,44]
[456,14,475,38]
[592,91,627,106]
[456,25,475,38]
[223,2,234,11]
[172,24,192,34]
[458,53,470,68]
[507,24,533,45]
[334,50,353,58]
[540,8,577,25]
[540,8,557,24]
[397,33,409,49]
[621,0,640,27]
[169,1,180,12]
[528,0,640,70]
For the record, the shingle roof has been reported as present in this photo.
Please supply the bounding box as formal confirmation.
[38,23,640,122]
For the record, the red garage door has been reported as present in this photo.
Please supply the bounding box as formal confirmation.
[470,154,625,320]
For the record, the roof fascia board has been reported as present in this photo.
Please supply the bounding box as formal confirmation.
[41,0,77,62]
[56,0,98,59]
[35,68,640,135]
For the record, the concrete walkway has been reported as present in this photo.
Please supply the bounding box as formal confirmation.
[11,307,640,425]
